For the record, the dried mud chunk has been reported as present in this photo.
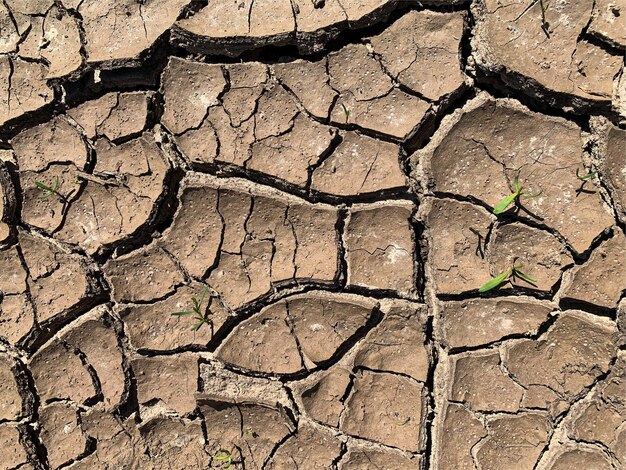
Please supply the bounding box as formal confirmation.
[299,366,352,427]
[201,399,295,467]
[475,413,550,470]
[20,232,94,323]
[140,416,209,469]
[60,308,125,410]
[597,122,626,222]
[545,448,613,470]
[421,198,493,294]
[77,408,149,469]
[160,185,222,278]
[12,116,88,172]
[19,164,81,234]
[287,292,377,365]
[0,56,53,126]
[417,97,615,253]
[223,62,268,127]
[265,423,342,469]
[273,59,337,119]
[328,43,392,100]
[79,0,189,63]
[0,294,35,344]
[0,355,22,421]
[505,311,619,398]
[354,301,429,381]
[566,353,626,452]
[68,92,151,142]
[132,353,198,415]
[39,402,85,469]
[368,10,465,100]
[249,115,336,187]
[311,132,406,196]
[58,134,170,254]
[589,0,626,48]
[103,245,184,303]
[341,370,425,451]
[472,0,623,106]
[333,86,430,140]
[561,231,626,310]
[120,284,226,351]
[173,0,295,55]
[489,223,572,292]
[0,3,19,53]
[437,403,487,470]
[450,351,524,413]
[216,301,303,375]
[340,446,422,469]
[40,6,82,78]
[160,58,227,135]
[328,44,429,139]
[345,202,416,294]
[199,363,290,406]
[30,339,95,404]
[253,85,299,141]
[440,297,553,349]
[0,423,29,470]
[172,176,339,309]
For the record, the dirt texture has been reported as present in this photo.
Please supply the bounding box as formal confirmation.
[0,0,625,469]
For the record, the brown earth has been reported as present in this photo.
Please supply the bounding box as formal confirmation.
[0,0,625,469]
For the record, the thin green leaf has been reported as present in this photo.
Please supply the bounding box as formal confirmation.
[171,311,194,317]
[493,193,518,215]
[198,286,208,310]
[35,181,52,191]
[521,189,543,199]
[340,103,350,121]
[513,175,520,192]
[515,269,537,284]
[576,168,597,180]
[479,268,511,293]
[191,320,204,331]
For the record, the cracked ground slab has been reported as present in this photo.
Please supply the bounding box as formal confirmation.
[1,0,626,469]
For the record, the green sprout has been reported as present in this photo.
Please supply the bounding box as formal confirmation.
[492,175,542,215]
[575,168,598,197]
[213,449,233,468]
[171,286,210,331]
[576,168,597,181]
[35,177,67,202]
[340,103,350,122]
[479,259,537,293]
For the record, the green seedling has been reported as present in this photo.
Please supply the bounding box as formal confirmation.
[479,259,537,293]
[213,449,233,468]
[576,168,597,181]
[340,103,350,122]
[539,0,550,37]
[492,175,542,215]
[171,286,209,331]
[575,168,598,197]
[35,177,66,202]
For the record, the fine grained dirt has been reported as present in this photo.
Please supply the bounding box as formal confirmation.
[0,0,625,469]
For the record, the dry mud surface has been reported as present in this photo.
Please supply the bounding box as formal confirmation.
[0,1,625,469]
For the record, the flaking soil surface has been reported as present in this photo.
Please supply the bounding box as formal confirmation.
[1,0,625,469]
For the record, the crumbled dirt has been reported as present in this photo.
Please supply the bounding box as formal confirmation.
[1,1,624,468]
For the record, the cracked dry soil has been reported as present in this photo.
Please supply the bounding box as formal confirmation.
[0,0,625,469]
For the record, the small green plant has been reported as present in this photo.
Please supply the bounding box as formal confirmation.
[479,259,537,292]
[576,168,597,181]
[213,449,233,468]
[340,103,350,122]
[575,167,598,196]
[171,286,210,331]
[492,175,542,215]
[539,0,550,37]
[35,177,67,203]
